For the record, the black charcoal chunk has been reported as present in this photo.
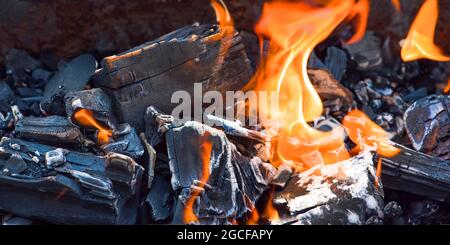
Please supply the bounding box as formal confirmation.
[166,121,276,224]
[31,68,52,83]
[40,54,97,115]
[324,46,348,81]
[1,154,27,176]
[403,87,428,103]
[404,95,450,154]
[145,174,174,222]
[65,88,116,129]
[15,116,83,146]
[5,49,42,82]
[101,125,144,159]
[343,32,382,71]
[270,163,292,188]
[0,137,143,224]
[307,51,327,69]
[144,106,175,147]
[274,152,384,225]
[0,82,14,114]
[16,88,43,97]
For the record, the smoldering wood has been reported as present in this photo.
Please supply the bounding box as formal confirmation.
[40,54,97,116]
[165,121,276,224]
[274,152,384,225]
[92,24,253,131]
[15,116,83,146]
[404,95,450,160]
[380,144,450,203]
[65,88,117,130]
[101,126,144,159]
[0,137,143,224]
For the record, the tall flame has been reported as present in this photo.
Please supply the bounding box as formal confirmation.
[401,0,450,62]
[391,0,401,12]
[73,109,112,144]
[183,136,213,224]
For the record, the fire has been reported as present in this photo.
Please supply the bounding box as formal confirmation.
[261,188,280,222]
[183,136,213,224]
[444,77,450,94]
[391,0,401,12]
[210,0,233,29]
[246,208,260,225]
[401,0,450,62]
[73,109,112,144]
[346,0,370,44]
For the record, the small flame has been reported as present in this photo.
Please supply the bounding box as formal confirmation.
[375,157,382,188]
[391,0,401,12]
[183,136,213,224]
[342,109,400,158]
[261,188,280,222]
[444,77,450,94]
[346,0,370,44]
[246,208,260,225]
[401,0,450,62]
[73,109,112,144]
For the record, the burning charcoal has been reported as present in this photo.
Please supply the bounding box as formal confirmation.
[101,125,144,159]
[308,69,354,119]
[165,121,275,224]
[0,137,144,224]
[40,54,97,116]
[380,144,450,202]
[404,95,450,159]
[343,32,382,71]
[324,46,348,81]
[274,152,384,225]
[65,88,117,130]
[15,116,83,146]
[92,24,253,130]
[204,114,269,142]
[0,82,14,114]
[5,49,42,83]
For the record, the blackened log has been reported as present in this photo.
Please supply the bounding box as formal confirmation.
[274,152,384,225]
[40,54,97,116]
[404,95,450,160]
[15,116,83,146]
[0,137,143,224]
[380,144,450,203]
[93,24,253,131]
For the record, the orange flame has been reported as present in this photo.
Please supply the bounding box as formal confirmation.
[342,109,400,158]
[246,208,260,225]
[346,0,370,44]
[261,188,280,222]
[444,77,450,94]
[211,0,233,29]
[183,136,213,224]
[391,0,401,12]
[375,157,382,188]
[73,109,112,144]
[401,0,450,62]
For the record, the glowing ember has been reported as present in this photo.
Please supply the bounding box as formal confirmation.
[401,0,450,62]
[346,0,370,44]
[391,0,401,12]
[183,135,213,224]
[73,109,112,144]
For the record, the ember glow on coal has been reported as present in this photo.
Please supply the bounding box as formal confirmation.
[1,0,450,226]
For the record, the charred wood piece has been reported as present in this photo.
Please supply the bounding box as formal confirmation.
[204,114,269,142]
[274,152,384,225]
[101,125,144,159]
[166,121,275,224]
[144,106,176,147]
[323,46,348,82]
[15,116,83,146]
[40,54,97,116]
[343,32,383,71]
[65,88,117,130]
[93,24,253,130]
[404,95,450,160]
[380,144,450,203]
[0,137,143,224]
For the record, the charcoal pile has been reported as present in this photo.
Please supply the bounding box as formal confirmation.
[1,0,450,225]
